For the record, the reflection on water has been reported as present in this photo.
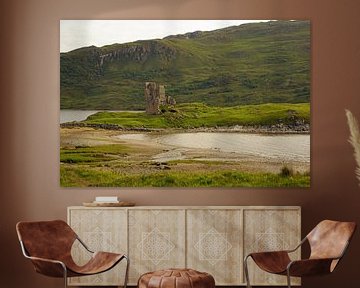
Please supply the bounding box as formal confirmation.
[117,132,310,162]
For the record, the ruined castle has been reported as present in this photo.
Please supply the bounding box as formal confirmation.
[144,82,176,114]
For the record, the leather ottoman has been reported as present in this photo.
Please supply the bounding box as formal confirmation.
[138,268,215,288]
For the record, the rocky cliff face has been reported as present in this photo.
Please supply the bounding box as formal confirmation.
[164,30,204,40]
[99,41,177,67]
[61,41,178,83]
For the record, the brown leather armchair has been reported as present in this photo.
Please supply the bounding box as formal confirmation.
[244,220,356,288]
[16,220,129,288]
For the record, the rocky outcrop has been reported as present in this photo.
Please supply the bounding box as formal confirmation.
[165,30,204,40]
[98,41,176,67]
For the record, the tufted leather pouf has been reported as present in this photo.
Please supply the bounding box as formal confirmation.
[138,268,215,288]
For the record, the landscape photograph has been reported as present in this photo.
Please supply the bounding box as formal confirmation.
[60,20,311,187]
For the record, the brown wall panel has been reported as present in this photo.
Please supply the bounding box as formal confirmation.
[1,0,360,287]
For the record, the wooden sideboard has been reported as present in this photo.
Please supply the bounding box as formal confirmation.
[67,206,301,286]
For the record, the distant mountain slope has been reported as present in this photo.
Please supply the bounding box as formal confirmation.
[60,20,310,110]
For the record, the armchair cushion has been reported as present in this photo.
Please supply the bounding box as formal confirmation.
[66,251,124,276]
[250,251,291,274]
[287,258,334,277]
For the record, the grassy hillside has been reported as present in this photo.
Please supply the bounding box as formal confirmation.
[61,20,310,110]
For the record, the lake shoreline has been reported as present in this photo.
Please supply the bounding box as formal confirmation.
[60,127,310,176]
[60,121,310,135]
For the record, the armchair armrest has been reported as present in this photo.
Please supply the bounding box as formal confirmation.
[285,237,307,253]
[76,235,94,254]
[287,239,351,277]
[246,236,306,259]
[25,255,67,278]
[19,240,67,277]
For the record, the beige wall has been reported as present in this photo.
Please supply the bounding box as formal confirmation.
[1,0,360,287]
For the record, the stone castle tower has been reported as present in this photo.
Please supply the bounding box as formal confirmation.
[144,82,176,114]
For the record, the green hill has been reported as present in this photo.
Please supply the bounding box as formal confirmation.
[60,20,310,110]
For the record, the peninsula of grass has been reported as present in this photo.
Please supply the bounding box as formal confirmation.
[81,102,310,129]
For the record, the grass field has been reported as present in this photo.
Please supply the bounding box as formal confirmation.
[60,165,310,187]
[60,139,310,187]
[82,102,310,129]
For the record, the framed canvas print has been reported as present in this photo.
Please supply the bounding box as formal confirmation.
[60,20,310,187]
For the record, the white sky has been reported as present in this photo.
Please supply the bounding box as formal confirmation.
[60,20,270,53]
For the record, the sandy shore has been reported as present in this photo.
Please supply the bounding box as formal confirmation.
[61,122,310,134]
[61,127,310,174]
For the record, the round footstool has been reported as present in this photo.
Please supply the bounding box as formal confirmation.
[138,268,215,288]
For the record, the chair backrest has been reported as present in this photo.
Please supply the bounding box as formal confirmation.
[307,220,356,261]
[16,220,77,261]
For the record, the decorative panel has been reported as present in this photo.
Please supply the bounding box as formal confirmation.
[67,206,300,286]
[187,209,243,285]
[243,209,301,286]
[128,209,186,284]
[68,208,127,286]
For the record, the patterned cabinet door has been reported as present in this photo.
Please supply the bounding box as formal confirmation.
[187,209,243,285]
[128,209,186,284]
[243,208,301,286]
[68,208,128,286]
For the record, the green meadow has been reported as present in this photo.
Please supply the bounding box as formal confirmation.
[61,166,310,187]
[82,102,310,129]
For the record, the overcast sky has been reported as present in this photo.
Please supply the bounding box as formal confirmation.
[60,20,270,53]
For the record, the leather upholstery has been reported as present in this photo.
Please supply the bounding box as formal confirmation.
[16,220,124,278]
[307,220,356,260]
[138,269,215,288]
[250,251,291,274]
[248,220,356,277]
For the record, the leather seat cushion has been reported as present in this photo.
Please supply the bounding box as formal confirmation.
[138,268,215,288]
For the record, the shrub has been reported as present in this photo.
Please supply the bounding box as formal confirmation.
[280,166,294,177]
